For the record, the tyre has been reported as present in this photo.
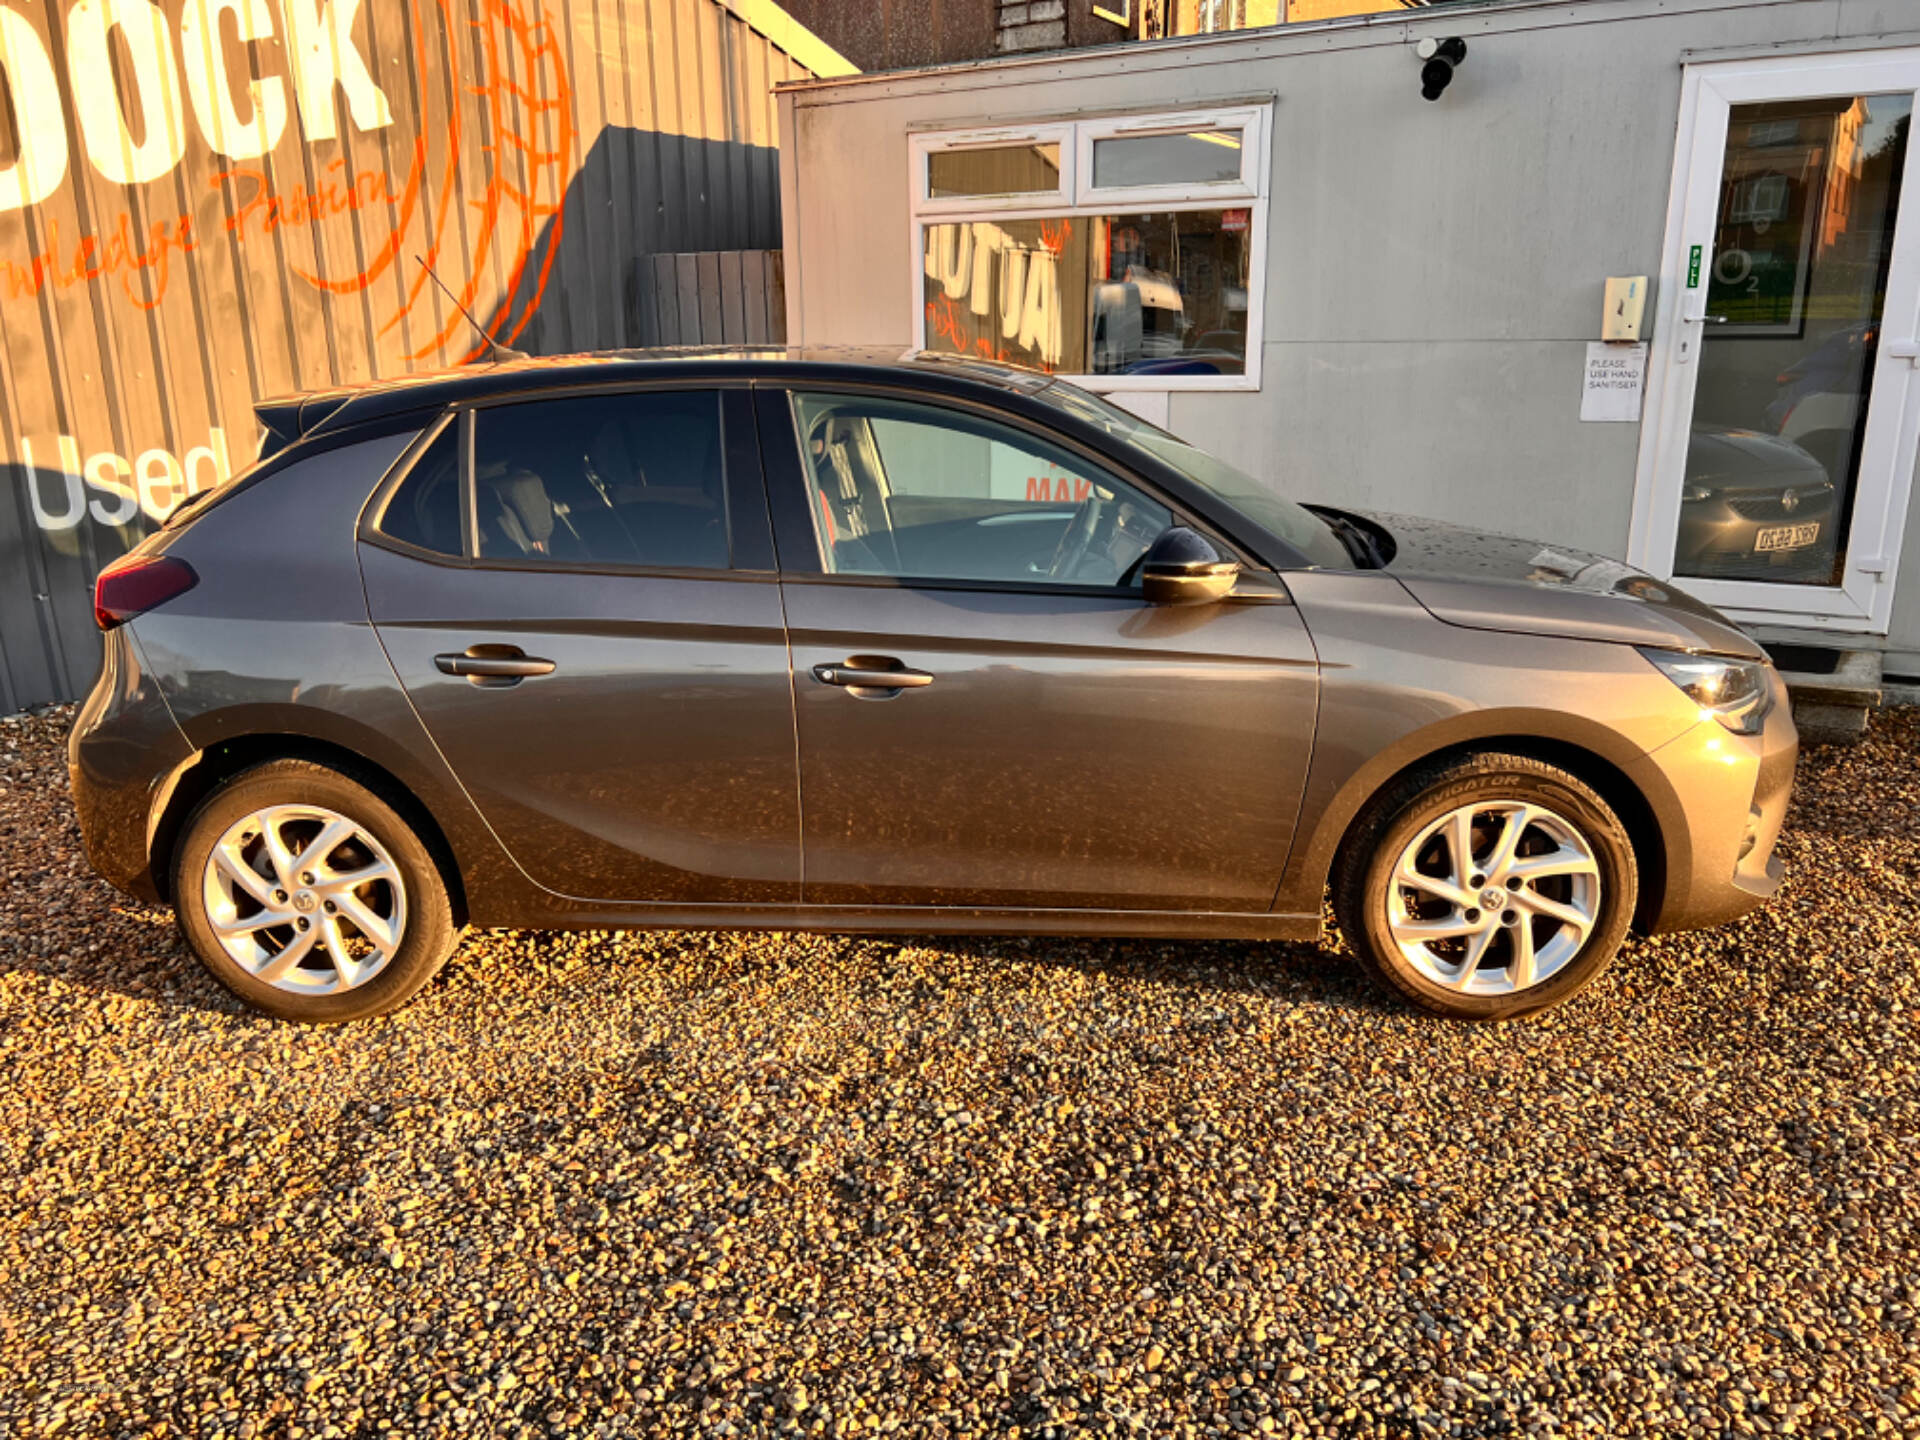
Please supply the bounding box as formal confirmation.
[172,759,460,1023]
[1333,752,1637,1021]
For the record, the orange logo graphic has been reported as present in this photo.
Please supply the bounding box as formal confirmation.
[0,0,572,365]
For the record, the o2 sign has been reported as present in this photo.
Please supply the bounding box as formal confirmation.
[0,0,393,210]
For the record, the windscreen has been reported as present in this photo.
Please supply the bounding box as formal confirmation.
[1032,381,1353,569]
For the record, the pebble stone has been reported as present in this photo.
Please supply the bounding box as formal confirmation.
[0,703,1916,1439]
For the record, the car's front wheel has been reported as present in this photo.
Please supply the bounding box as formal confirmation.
[172,759,460,1022]
[1334,752,1637,1020]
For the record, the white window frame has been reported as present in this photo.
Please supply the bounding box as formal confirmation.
[908,105,1272,393]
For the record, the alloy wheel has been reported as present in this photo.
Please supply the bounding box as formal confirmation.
[200,804,408,994]
[1384,800,1601,995]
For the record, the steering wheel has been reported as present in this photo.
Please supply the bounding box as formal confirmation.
[1046,491,1107,582]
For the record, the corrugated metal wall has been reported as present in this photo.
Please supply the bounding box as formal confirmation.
[0,0,830,712]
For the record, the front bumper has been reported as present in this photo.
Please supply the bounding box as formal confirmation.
[68,625,194,903]
[1627,665,1797,933]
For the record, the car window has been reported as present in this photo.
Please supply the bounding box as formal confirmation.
[789,392,1172,586]
[1032,379,1354,570]
[376,423,464,557]
[473,391,729,569]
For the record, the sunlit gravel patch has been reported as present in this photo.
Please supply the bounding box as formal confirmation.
[1,705,1916,1438]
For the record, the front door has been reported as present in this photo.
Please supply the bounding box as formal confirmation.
[760,386,1319,912]
[1633,49,1920,633]
[361,386,800,904]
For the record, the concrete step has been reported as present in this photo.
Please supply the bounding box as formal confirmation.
[1767,647,1882,745]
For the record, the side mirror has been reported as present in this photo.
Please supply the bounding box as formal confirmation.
[1140,526,1240,606]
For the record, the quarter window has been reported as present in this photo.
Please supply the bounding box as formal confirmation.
[790,391,1172,587]
[471,391,729,569]
[377,423,463,557]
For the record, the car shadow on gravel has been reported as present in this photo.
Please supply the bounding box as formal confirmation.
[5,886,1403,1026]
[886,930,1396,1014]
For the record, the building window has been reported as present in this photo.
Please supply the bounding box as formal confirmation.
[1196,0,1245,33]
[909,106,1270,391]
[927,142,1063,199]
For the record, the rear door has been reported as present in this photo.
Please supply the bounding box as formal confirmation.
[759,384,1320,912]
[359,386,799,904]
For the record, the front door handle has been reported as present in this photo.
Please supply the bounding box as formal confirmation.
[812,659,933,691]
[434,646,557,685]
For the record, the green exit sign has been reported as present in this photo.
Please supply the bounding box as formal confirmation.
[1687,244,1703,288]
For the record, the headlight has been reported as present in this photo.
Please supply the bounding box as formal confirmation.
[1680,484,1714,503]
[1638,648,1774,735]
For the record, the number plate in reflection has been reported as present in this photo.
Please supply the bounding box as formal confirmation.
[1755,522,1820,552]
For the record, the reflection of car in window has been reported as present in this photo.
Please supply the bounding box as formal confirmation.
[1676,424,1836,583]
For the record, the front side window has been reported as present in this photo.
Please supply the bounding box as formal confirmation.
[790,391,1172,587]
[1032,379,1352,569]
[472,390,729,569]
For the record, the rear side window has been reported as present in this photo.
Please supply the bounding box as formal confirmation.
[472,391,729,569]
[378,424,464,557]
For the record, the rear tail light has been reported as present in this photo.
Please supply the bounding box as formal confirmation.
[94,554,197,631]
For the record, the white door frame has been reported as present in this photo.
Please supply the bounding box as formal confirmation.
[1629,47,1920,636]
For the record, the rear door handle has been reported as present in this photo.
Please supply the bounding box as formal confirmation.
[434,646,556,684]
[812,660,933,690]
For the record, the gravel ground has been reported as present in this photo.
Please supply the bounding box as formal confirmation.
[1,706,1916,1440]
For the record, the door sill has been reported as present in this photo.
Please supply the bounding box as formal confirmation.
[496,898,1323,943]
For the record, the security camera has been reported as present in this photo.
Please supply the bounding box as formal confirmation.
[1416,37,1467,101]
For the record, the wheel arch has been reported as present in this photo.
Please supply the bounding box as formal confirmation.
[1296,725,1674,935]
[149,733,469,927]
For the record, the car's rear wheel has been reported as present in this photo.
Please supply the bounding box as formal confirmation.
[1334,753,1637,1020]
[172,760,460,1022]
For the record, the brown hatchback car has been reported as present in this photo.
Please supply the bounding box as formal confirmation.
[70,351,1795,1023]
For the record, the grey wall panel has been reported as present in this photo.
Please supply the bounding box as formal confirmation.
[0,0,822,711]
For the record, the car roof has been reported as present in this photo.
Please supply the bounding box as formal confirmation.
[283,346,1062,441]
[237,343,1330,573]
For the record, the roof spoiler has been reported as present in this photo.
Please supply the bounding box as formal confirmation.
[253,391,353,462]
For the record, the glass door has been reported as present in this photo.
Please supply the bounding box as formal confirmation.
[1634,50,1920,633]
